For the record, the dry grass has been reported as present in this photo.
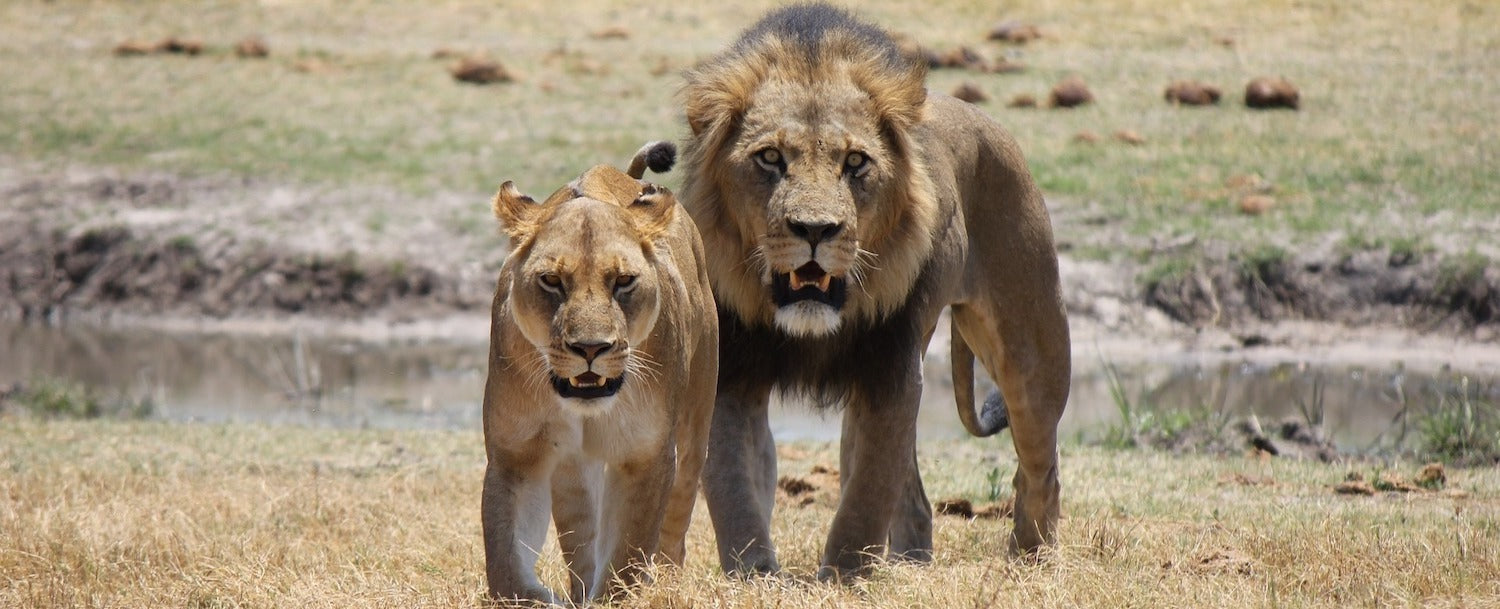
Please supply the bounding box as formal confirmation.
[3,419,1497,608]
[0,0,1496,258]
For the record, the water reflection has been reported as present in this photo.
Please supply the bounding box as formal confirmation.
[1,321,1494,452]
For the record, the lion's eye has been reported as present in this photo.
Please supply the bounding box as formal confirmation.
[754,148,784,172]
[614,274,637,289]
[844,151,869,175]
[538,273,563,291]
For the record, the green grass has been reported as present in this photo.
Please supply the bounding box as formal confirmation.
[0,0,1496,258]
[1,377,154,420]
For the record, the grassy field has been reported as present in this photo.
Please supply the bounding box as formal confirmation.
[2,0,1497,262]
[2,419,1496,608]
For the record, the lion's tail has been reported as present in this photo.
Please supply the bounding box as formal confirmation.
[951,315,1010,437]
[626,141,678,179]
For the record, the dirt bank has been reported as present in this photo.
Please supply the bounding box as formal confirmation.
[3,166,1497,351]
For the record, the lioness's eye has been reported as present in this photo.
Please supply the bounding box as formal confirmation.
[844,151,868,175]
[538,273,563,291]
[754,148,784,171]
[614,274,637,289]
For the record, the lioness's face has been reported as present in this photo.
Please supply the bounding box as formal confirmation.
[510,200,662,414]
[730,79,896,337]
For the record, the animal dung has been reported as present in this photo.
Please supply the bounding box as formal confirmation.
[1049,76,1093,108]
[113,40,160,56]
[234,37,269,58]
[449,56,513,84]
[1237,194,1276,215]
[987,21,1042,44]
[113,37,203,57]
[589,25,631,40]
[1164,80,1222,106]
[951,81,989,104]
[1114,129,1147,145]
[1007,93,1038,108]
[1072,130,1100,144]
[159,37,204,55]
[933,46,988,70]
[1245,76,1300,110]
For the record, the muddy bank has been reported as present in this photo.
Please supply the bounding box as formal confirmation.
[1145,248,1499,335]
[0,222,488,322]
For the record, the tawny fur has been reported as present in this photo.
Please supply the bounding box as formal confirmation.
[481,153,717,604]
[679,3,1071,580]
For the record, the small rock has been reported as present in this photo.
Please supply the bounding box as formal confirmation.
[234,37,269,58]
[1049,76,1093,108]
[1237,194,1276,215]
[987,21,1042,44]
[1114,129,1146,145]
[1164,80,1222,105]
[1007,93,1038,108]
[1245,76,1299,110]
[951,81,989,104]
[450,56,513,84]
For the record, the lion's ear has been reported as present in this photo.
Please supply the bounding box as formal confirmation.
[627,183,676,242]
[491,181,540,239]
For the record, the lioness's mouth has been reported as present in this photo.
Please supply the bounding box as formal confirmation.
[552,371,625,400]
[771,262,847,309]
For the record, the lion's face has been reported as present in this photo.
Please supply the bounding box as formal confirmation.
[681,34,935,338]
[719,79,906,336]
[494,175,676,414]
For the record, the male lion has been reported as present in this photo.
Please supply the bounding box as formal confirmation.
[480,143,718,603]
[679,3,1071,579]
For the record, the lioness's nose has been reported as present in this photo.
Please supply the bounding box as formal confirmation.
[787,220,842,245]
[568,341,613,362]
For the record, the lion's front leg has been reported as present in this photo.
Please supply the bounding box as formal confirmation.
[819,379,921,581]
[838,411,933,562]
[482,457,559,604]
[702,384,779,576]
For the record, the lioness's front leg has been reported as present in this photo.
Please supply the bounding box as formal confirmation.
[819,376,922,580]
[481,456,558,604]
[551,456,603,602]
[702,384,779,575]
[597,444,676,596]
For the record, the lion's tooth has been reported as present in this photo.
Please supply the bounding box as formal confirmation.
[569,377,581,387]
[817,274,832,292]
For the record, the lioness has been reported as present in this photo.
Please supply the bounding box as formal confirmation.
[480,143,718,603]
[680,4,1071,578]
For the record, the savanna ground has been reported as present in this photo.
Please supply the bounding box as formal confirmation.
[2,0,1500,607]
[3,420,1497,608]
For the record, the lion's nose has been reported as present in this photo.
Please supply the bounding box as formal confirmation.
[787,220,843,246]
[567,341,613,363]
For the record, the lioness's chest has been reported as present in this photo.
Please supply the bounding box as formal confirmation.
[547,391,670,463]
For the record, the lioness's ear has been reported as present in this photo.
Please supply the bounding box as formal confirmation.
[628,183,676,242]
[491,181,540,239]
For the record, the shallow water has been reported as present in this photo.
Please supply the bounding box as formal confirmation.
[2,321,1494,452]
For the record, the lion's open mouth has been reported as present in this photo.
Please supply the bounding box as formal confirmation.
[771,262,847,309]
[552,371,625,400]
